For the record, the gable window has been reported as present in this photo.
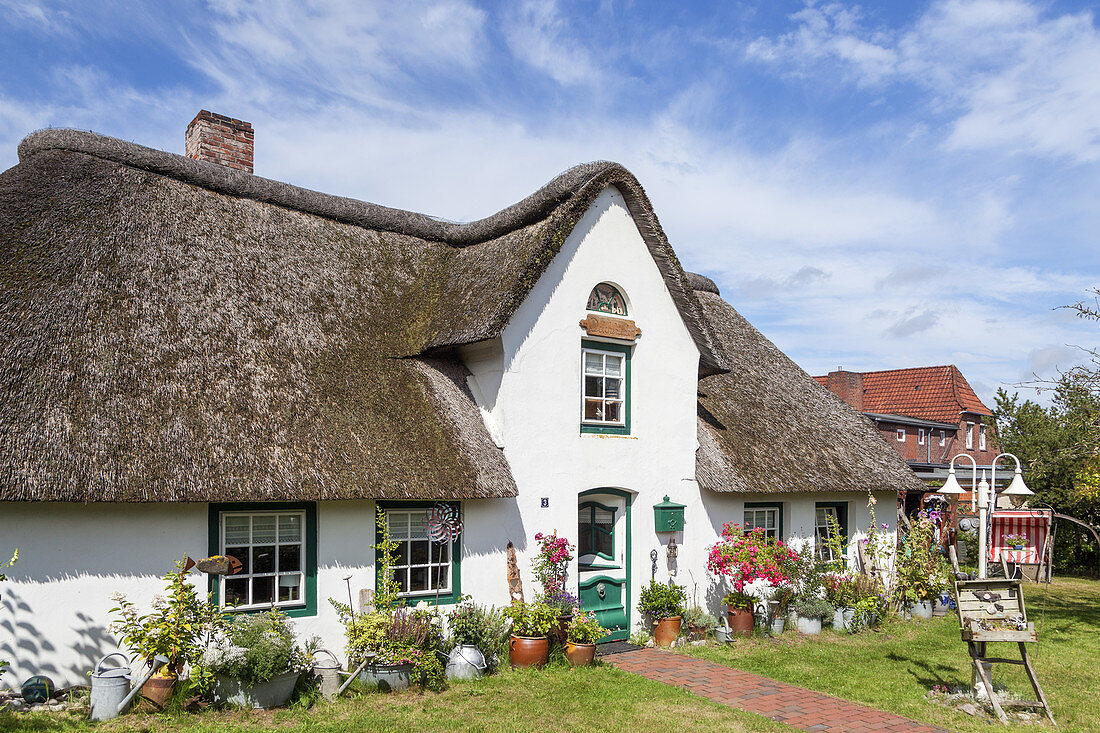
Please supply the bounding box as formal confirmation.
[939,430,946,447]
[966,422,974,450]
[896,427,905,442]
[578,502,616,565]
[979,424,987,451]
[377,502,461,605]
[744,503,782,541]
[209,502,317,617]
[918,428,926,445]
[581,340,631,435]
[586,282,627,316]
[815,502,849,564]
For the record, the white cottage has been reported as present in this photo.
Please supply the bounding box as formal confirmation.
[0,113,924,686]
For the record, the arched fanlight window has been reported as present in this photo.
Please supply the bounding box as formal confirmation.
[586,283,627,316]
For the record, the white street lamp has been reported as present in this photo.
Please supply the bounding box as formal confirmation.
[940,452,1031,579]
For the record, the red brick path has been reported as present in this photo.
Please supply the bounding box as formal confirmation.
[604,648,953,733]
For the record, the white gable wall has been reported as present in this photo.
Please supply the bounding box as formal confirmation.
[459,187,701,628]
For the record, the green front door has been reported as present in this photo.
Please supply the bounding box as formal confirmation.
[577,489,632,642]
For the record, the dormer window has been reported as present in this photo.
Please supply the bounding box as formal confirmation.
[586,282,627,316]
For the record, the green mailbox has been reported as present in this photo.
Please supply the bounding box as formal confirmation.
[653,495,686,532]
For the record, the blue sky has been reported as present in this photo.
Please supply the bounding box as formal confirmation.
[2,0,1098,406]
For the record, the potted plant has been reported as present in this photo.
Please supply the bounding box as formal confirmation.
[531,531,578,644]
[637,580,686,647]
[791,597,833,635]
[200,610,310,708]
[824,572,859,631]
[564,609,607,666]
[682,605,718,641]
[707,524,799,636]
[332,602,445,692]
[1003,532,1028,551]
[109,560,223,709]
[893,510,952,619]
[445,597,489,680]
[504,601,556,668]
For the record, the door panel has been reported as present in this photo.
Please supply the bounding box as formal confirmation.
[578,490,631,642]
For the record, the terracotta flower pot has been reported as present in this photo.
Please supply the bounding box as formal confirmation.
[565,641,596,667]
[653,616,682,647]
[727,605,754,636]
[509,635,549,668]
[141,675,176,711]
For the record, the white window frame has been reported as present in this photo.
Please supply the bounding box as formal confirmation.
[896,427,905,442]
[815,505,846,563]
[220,510,306,611]
[385,507,454,599]
[939,430,946,447]
[744,506,780,540]
[918,428,926,445]
[581,346,626,427]
[966,422,974,450]
[979,424,987,451]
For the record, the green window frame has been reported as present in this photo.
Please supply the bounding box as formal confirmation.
[814,501,849,564]
[578,501,618,566]
[744,502,783,541]
[581,339,632,436]
[207,501,318,618]
[376,501,462,606]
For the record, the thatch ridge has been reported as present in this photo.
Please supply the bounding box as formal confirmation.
[17,129,725,374]
[694,288,925,495]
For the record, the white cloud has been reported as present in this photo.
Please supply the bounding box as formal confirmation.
[750,0,1100,163]
[502,0,603,86]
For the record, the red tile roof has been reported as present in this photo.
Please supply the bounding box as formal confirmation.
[813,366,992,423]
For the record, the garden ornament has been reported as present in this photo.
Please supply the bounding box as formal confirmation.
[193,555,242,575]
[89,653,169,721]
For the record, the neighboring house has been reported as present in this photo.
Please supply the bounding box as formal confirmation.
[0,112,923,685]
[814,366,1001,513]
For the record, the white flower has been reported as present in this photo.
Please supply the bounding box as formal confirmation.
[416,601,428,611]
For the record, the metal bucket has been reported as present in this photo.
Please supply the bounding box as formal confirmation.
[89,653,132,722]
[313,649,343,699]
[445,645,487,681]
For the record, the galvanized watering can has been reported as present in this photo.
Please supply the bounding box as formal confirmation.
[311,649,376,699]
[445,645,487,680]
[89,653,169,721]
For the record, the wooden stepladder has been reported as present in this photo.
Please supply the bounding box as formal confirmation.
[954,578,1056,725]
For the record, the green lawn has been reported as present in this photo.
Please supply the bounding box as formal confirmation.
[0,664,793,732]
[683,576,1099,732]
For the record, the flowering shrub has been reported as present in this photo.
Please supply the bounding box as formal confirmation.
[707,524,799,608]
[566,609,608,644]
[200,610,311,687]
[532,531,573,596]
[860,492,895,572]
[329,601,445,690]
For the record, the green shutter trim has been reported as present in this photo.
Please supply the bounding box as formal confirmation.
[376,501,462,606]
[744,501,784,541]
[580,339,632,435]
[207,501,318,618]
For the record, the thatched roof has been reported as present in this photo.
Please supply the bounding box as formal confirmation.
[0,130,725,502]
[694,279,926,495]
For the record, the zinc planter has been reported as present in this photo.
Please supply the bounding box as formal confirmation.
[795,615,822,635]
[832,607,855,631]
[726,606,754,636]
[768,616,786,636]
[359,663,413,693]
[653,616,682,647]
[714,624,732,643]
[509,635,549,669]
[911,600,934,619]
[564,641,597,667]
[213,671,300,709]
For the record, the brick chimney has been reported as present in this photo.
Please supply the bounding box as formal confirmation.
[185,110,254,173]
[826,369,864,411]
